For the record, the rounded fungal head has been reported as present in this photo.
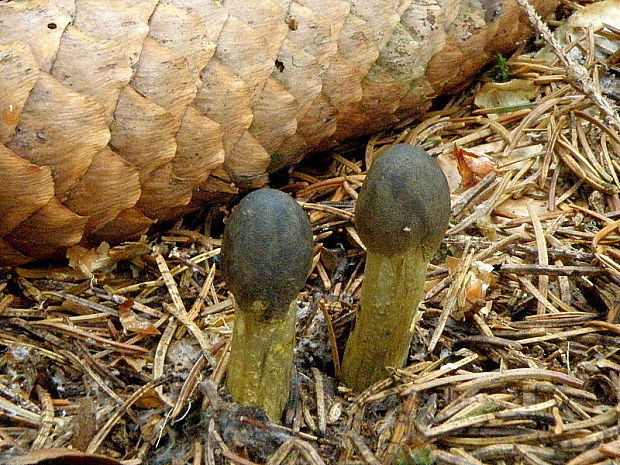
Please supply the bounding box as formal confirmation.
[221,188,313,320]
[354,144,451,256]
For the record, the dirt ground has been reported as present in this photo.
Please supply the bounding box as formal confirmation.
[3,1,620,464]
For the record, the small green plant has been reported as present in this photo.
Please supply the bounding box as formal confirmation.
[490,52,511,82]
[394,445,435,465]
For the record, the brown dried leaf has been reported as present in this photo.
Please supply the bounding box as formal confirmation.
[119,299,160,335]
[453,146,498,188]
[122,356,148,374]
[67,240,151,278]
[134,387,165,409]
[71,397,97,451]
[66,242,110,278]
[474,79,537,114]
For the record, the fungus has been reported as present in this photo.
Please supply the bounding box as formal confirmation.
[221,188,313,420]
[341,144,451,392]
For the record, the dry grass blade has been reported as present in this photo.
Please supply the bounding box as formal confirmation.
[526,202,550,314]
[155,253,217,366]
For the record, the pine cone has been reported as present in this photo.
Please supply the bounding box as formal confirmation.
[0,0,557,264]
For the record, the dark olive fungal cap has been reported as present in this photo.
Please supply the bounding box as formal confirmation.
[355,144,451,256]
[221,188,313,319]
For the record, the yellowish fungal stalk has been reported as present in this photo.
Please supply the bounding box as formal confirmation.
[221,188,312,420]
[341,145,451,392]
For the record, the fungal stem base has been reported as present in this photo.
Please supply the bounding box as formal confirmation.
[341,247,429,392]
[226,300,296,421]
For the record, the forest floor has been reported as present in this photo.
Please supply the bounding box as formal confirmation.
[3,1,620,464]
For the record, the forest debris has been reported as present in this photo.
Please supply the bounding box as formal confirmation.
[3,1,620,463]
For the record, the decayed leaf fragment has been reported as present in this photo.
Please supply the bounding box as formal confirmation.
[453,146,499,188]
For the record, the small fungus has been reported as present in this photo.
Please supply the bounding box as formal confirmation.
[341,144,451,392]
[221,188,313,420]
